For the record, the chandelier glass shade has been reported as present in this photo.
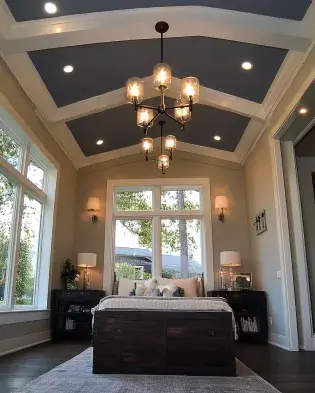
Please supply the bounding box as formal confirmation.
[125,21,199,172]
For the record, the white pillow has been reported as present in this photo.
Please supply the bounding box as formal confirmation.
[156,276,172,286]
[118,278,144,296]
[171,277,198,297]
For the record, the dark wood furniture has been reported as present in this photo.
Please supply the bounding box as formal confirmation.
[93,309,236,376]
[208,290,268,343]
[51,289,105,341]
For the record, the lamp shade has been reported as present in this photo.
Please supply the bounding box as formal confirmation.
[87,197,100,212]
[77,253,97,268]
[220,251,241,267]
[215,196,228,210]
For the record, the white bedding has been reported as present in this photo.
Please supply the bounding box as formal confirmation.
[92,296,237,339]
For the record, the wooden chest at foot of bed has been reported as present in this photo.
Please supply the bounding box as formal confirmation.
[93,309,236,376]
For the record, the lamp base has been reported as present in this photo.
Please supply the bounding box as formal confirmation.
[83,268,92,290]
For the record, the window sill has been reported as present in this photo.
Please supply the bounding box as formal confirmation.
[0,309,50,325]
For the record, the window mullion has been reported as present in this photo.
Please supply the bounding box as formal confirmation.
[152,186,162,277]
[7,185,25,309]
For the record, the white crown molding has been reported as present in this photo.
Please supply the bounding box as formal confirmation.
[2,6,312,53]
[234,119,265,163]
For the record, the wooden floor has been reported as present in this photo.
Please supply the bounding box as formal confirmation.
[0,342,315,393]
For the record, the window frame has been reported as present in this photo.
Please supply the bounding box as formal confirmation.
[0,99,57,311]
[105,178,213,293]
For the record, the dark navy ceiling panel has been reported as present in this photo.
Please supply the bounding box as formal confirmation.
[29,37,287,107]
[66,98,250,156]
[5,0,312,22]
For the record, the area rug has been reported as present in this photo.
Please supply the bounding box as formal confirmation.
[13,348,280,393]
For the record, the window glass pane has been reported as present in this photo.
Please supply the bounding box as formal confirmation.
[161,190,200,210]
[161,219,202,279]
[116,191,152,211]
[15,194,42,306]
[0,128,21,170]
[114,219,152,280]
[27,160,45,190]
[0,172,17,306]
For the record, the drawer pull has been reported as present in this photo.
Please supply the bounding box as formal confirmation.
[209,330,216,336]
[116,328,122,334]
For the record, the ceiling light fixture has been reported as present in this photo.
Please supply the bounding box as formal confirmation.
[126,21,200,173]
[214,135,221,141]
[299,107,308,115]
[96,140,104,145]
[44,2,57,14]
[242,61,253,70]
[63,65,74,74]
[141,120,175,174]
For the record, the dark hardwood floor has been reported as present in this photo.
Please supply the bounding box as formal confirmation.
[0,342,315,392]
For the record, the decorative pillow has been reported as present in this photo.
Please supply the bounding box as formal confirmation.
[172,286,183,297]
[118,278,144,296]
[143,288,161,297]
[135,284,146,296]
[171,277,198,297]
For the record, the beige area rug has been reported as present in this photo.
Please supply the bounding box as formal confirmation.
[13,348,280,393]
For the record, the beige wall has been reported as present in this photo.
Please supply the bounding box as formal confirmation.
[74,151,251,291]
[0,60,77,351]
[245,134,286,338]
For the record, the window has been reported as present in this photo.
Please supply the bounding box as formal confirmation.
[108,180,211,285]
[0,106,56,310]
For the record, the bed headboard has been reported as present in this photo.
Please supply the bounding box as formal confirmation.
[112,273,205,297]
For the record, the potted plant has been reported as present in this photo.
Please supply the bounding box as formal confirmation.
[61,258,80,290]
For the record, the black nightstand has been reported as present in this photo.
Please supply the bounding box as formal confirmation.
[208,290,268,343]
[51,289,105,341]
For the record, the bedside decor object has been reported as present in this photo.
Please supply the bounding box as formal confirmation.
[61,258,80,290]
[78,253,97,290]
[215,196,228,223]
[87,197,100,223]
[219,268,226,290]
[253,209,267,235]
[234,273,252,291]
[220,251,241,291]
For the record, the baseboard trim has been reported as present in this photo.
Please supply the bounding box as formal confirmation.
[268,333,291,351]
[0,330,51,357]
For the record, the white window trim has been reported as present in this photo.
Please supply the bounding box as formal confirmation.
[0,97,58,312]
[104,178,213,293]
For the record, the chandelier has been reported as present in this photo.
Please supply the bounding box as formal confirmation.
[125,21,200,172]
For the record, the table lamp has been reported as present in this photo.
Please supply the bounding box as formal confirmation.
[78,253,97,290]
[220,251,241,291]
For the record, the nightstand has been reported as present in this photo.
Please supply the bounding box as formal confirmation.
[51,289,105,341]
[208,290,268,343]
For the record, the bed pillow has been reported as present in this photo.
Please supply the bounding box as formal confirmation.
[171,277,198,297]
[118,278,144,296]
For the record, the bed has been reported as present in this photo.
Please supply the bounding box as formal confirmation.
[92,294,236,376]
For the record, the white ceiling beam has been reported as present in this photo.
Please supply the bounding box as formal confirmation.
[1,6,312,53]
[49,77,159,123]
[49,76,265,123]
[0,0,13,40]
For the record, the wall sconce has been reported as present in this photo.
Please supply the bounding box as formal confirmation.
[87,197,100,224]
[215,196,228,223]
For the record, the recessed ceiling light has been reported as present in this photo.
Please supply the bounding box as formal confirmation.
[242,61,253,71]
[63,65,74,74]
[44,2,57,14]
[96,140,104,146]
[299,107,308,115]
[214,135,221,141]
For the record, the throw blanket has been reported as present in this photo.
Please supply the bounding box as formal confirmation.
[92,296,237,339]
